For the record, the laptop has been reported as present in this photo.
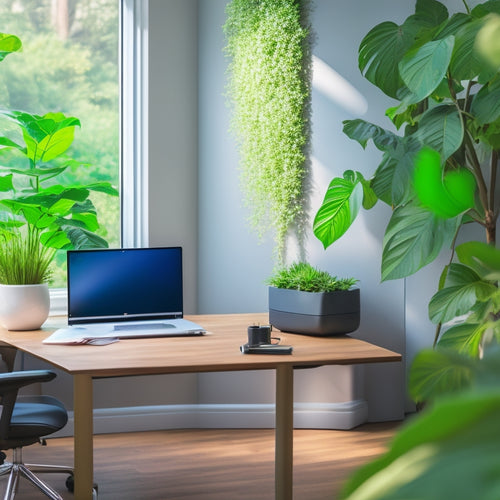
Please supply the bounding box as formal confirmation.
[43,247,206,344]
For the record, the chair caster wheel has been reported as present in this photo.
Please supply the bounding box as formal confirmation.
[66,475,98,496]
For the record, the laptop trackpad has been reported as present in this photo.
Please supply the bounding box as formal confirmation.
[113,322,175,332]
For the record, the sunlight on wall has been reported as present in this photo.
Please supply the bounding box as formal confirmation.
[312,55,368,116]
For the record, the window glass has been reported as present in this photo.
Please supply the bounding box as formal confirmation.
[0,0,120,287]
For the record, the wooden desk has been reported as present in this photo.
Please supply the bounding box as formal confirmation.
[0,313,401,500]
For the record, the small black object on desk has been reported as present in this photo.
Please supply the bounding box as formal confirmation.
[240,325,293,354]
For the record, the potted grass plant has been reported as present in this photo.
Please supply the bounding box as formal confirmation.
[266,262,359,336]
[0,225,54,330]
[0,32,117,330]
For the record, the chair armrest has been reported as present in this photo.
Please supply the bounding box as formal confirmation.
[0,370,57,396]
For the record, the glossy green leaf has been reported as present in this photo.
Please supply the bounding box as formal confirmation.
[437,322,484,356]
[360,177,377,210]
[434,12,470,39]
[0,33,22,62]
[479,116,500,148]
[449,18,490,81]
[63,226,109,249]
[342,119,399,151]
[23,125,76,163]
[413,0,449,27]
[358,21,421,99]
[399,36,455,102]
[0,174,13,192]
[371,138,420,206]
[39,229,70,250]
[68,199,97,215]
[70,213,99,232]
[313,171,364,249]
[0,136,24,151]
[0,110,81,163]
[341,384,500,500]
[414,147,476,218]
[381,204,459,281]
[85,182,119,196]
[1,165,69,179]
[409,348,476,402]
[48,198,77,216]
[470,76,500,125]
[456,241,500,280]
[475,11,500,68]
[428,263,498,324]
[415,105,463,160]
[472,1,500,16]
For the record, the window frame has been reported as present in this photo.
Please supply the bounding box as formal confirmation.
[50,0,149,315]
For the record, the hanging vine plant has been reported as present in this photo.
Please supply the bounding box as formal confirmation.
[224,0,313,264]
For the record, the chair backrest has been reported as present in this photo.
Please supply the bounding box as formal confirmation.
[0,370,57,440]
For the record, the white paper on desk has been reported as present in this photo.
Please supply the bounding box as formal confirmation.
[43,325,115,345]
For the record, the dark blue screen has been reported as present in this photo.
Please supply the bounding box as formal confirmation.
[67,247,183,323]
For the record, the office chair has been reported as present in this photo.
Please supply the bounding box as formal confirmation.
[0,353,74,500]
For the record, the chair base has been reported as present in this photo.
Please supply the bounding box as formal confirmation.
[0,448,73,500]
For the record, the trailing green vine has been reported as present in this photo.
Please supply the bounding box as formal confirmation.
[224,0,313,264]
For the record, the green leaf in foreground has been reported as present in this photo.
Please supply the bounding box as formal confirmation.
[341,388,500,500]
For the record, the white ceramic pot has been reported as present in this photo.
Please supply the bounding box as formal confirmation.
[0,283,50,331]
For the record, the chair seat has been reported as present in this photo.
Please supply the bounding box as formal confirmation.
[8,399,68,440]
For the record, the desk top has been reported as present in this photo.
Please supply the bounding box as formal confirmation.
[0,313,401,377]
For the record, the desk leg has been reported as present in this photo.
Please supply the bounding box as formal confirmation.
[275,364,293,500]
[74,374,94,500]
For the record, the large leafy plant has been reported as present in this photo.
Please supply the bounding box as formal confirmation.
[410,241,500,402]
[0,32,118,283]
[339,244,500,499]
[314,0,499,281]
[341,345,500,500]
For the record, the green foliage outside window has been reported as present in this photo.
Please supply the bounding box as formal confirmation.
[0,0,119,286]
[224,0,313,265]
[0,32,118,285]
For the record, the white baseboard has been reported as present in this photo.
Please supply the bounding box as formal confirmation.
[54,400,368,437]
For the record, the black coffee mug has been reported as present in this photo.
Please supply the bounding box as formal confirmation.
[247,325,271,346]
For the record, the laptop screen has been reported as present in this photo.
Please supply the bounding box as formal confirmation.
[67,247,183,325]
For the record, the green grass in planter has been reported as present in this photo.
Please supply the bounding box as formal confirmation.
[0,226,54,284]
[266,262,357,293]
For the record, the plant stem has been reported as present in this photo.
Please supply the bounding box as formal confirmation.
[464,131,489,214]
[433,226,461,347]
[489,150,497,213]
[433,323,442,348]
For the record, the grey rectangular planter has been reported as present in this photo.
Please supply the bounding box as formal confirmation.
[268,286,360,336]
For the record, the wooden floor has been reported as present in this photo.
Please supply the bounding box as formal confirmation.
[4,422,400,499]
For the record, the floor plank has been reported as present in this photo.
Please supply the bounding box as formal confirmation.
[2,422,400,499]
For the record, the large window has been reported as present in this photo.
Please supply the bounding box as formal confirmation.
[0,0,120,287]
